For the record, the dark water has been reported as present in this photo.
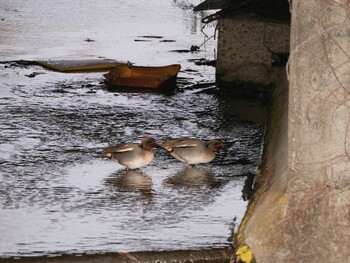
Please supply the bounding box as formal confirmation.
[0,0,266,258]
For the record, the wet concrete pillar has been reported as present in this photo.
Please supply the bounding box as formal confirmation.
[236,1,350,262]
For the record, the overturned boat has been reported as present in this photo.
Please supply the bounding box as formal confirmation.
[103,64,181,89]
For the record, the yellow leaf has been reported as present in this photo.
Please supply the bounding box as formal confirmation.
[235,245,253,263]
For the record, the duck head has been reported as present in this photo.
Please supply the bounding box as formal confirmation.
[140,137,157,150]
[207,139,224,152]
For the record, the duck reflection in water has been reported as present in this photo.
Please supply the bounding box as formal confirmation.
[105,170,153,196]
[165,167,221,188]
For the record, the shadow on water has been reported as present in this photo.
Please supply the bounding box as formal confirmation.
[0,249,231,263]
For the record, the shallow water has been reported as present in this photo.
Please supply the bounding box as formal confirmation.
[0,0,266,258]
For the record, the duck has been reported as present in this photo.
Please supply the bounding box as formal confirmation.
[161,137,224,166]
[103,137,157,170]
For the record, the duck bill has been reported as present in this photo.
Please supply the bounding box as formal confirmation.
[104,152,112,158]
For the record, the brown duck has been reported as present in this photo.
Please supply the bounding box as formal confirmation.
[161,137,224,166]
[103,137,157,170]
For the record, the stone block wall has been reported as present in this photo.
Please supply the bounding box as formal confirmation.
[216,17,290,86]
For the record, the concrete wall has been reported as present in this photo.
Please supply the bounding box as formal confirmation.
[216,17,290,86]
[236,1,350,262]
[236,71,289,261]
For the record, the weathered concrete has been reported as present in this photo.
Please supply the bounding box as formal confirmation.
[237,0,350,262]
[216,17,290,86]
[236,70,289,260]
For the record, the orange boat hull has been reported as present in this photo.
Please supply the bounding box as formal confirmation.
[104,64,181,89]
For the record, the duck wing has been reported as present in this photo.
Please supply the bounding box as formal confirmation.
[104,143,137,154]
[162,138,201,152]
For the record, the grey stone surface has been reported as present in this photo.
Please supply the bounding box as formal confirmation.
[216,17,290,85]
[239,1,350,262]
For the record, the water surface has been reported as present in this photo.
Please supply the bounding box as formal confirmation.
[0,0,266,257]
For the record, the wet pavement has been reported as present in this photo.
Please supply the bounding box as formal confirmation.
[0,0,266,258]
